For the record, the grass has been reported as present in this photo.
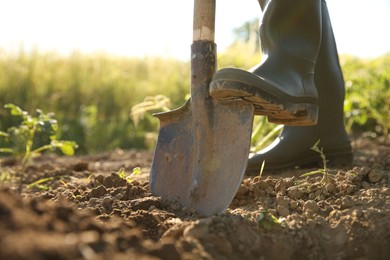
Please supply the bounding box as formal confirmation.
[0,46,389,155]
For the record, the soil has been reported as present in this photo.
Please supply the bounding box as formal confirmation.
[0,136,389,260]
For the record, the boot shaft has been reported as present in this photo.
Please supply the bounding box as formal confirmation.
[258,0,346,122]
[261,0,322,62]
[314,0,346,124]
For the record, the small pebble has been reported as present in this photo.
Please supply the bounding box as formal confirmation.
[102,196,113,208]
[89,185,107,198]
[326,183,336,194]
[289,200,299,210]
[88,198,99,207]
[368,169,383,183]
[277,205,290,217]
[303,200,320,213]
[287,187,303,199]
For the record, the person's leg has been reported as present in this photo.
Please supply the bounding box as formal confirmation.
[210,0,322,126]
[246,0,353,174]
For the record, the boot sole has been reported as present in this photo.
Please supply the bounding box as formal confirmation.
[210,72,318,126]
[245,151,354,176]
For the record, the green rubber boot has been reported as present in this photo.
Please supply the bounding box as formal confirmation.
[246,0,353,174]
[210,0,322,126]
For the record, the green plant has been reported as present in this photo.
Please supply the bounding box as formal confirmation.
[0,104,78,172]
[256,209,285,230]
[258,160,266,179]
[342,54,390,140]
[117,167,142,183]
[284,140,333,195]
[300,140,331,184]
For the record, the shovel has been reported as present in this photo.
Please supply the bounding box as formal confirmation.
[150,0,254,216]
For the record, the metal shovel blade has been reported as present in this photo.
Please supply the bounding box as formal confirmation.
[149,0,254,216]
[150,97,254,216]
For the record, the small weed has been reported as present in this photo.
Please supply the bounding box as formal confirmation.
[258,160,266,179]
[27,177,55,191]
[0,104,78,172]
[256,210,285,230]
[26,176,71,191]
[287,140,333,193]
[300,140,331,185]
[117,167,142,183]
[0,104,78,192]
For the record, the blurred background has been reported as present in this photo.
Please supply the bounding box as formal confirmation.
[0,0,389,154]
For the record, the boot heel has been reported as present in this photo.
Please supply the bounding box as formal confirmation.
[268,103,319,126]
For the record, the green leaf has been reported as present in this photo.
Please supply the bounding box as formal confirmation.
[300,169,326,177]
[117,168,126,179]
[310,140,321,153]
[132,167,141,175]
[4,103,26,117]
[0,148,14,154]
[27,177,54,190]
[60,142,77,156]
[51,140,78,156]
[0,131,9,138]
[258,160,265,179]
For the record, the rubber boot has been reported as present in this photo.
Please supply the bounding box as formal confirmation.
[246,0,353,174]
[210,0,322,126]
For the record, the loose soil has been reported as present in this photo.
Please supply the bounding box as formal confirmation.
[0,136,389,260]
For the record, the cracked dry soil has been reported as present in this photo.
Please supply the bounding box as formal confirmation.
[0,136,389,260]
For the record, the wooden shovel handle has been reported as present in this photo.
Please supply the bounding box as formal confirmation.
[193,0,215,42]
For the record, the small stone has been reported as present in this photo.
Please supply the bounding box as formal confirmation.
[183,222,208,238]
[95,175,105,184]
[277,205,290,217]
[275,181,287,195]
[73,161,89,171]
[115,193,124,200]
[356,166,370,177]
[276,196,290,208]
[102,196,113,208]
[289,200,299,210]
[89,185,107,198]
[287,187,303,199]
[341,195,355,208]
[258,181,268,190]
[352,209,363,218]
[303,200,320,213]
[88,197,99,207]
[346,185,356,194]
[368,169,384,183]
[252,176,261,183]
[326,183,336,194]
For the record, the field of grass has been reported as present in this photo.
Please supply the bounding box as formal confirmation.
[0,45,388,154]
